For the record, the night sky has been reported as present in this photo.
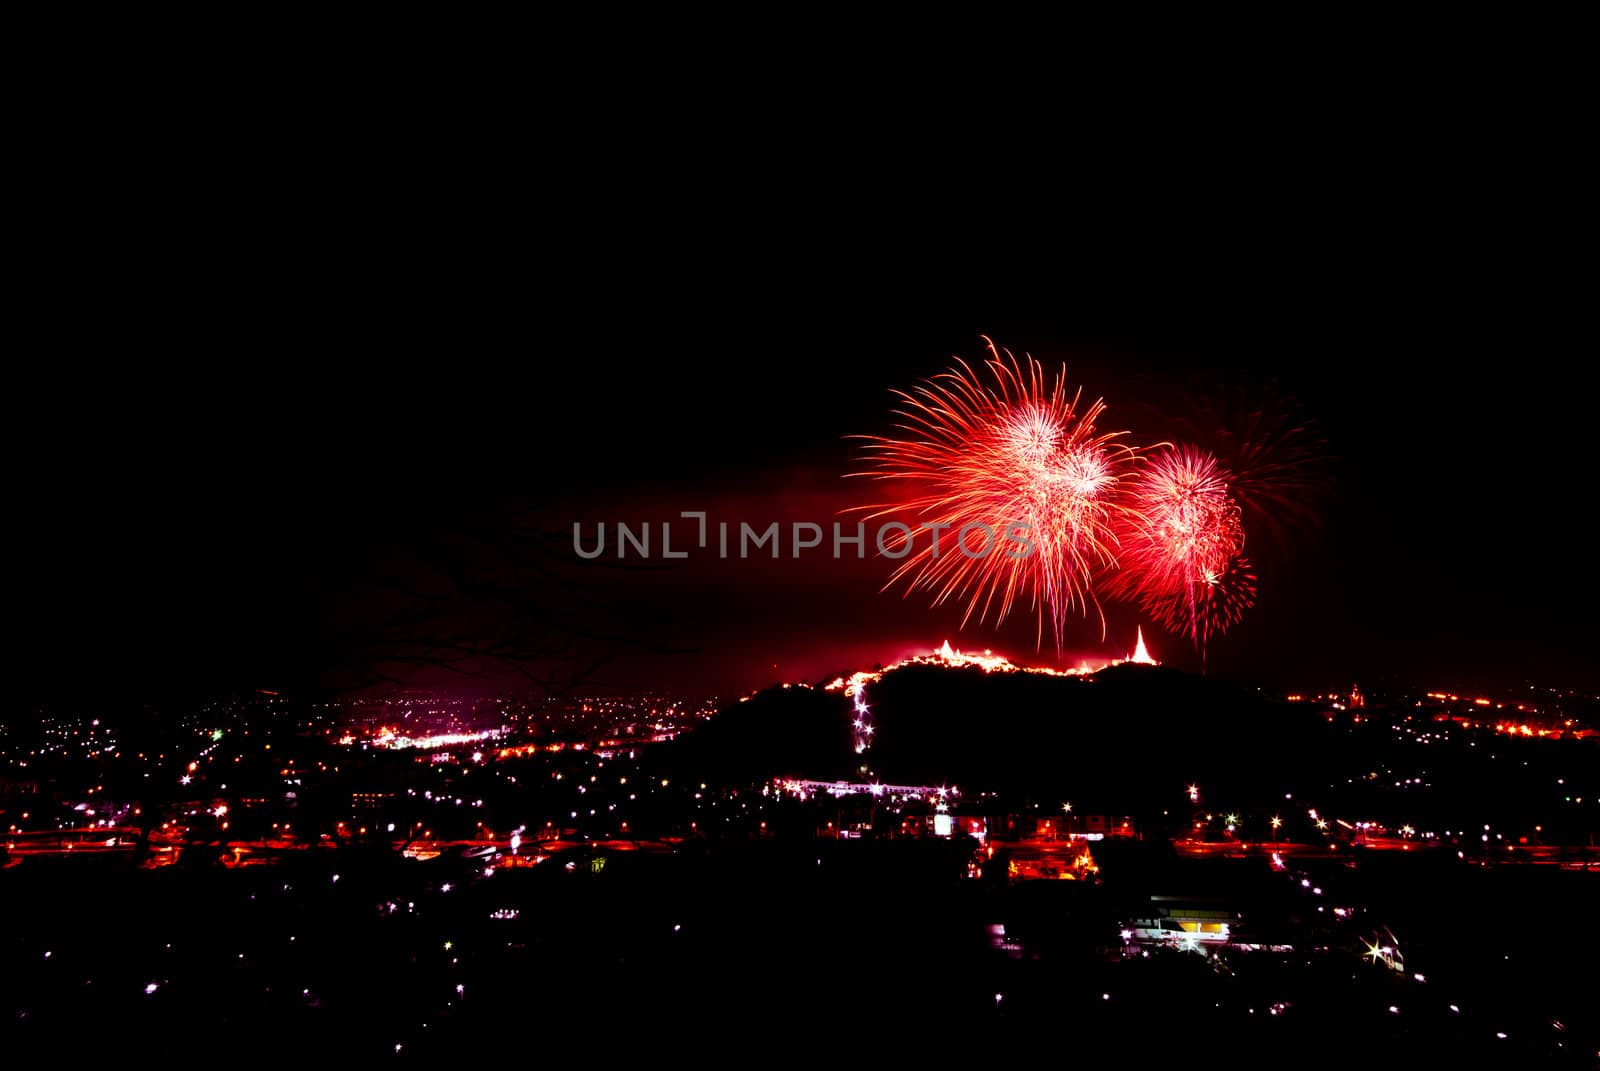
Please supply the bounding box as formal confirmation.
[18,221,1596,701]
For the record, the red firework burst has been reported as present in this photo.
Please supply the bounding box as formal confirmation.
[1108,445,1257,655]
[1138,553,1258,653]
[852,338,1137,647]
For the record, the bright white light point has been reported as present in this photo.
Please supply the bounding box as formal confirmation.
[455,984,464,995]
[387,823,395,832]
[1449,1005,1460,1013]
[673,924,681,932]
[145,982,159,995]
[441,883,452,893]
[1102,993,1111,1001]
[1495,1032,1507,1040]
[331,874,339,883]
[1388,1006,1399,1014]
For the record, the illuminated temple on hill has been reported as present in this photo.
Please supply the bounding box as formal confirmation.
[823,629,1159,698]
[1130,626,1156,665]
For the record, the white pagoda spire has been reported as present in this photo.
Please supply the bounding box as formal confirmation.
[1130,626,1157,665]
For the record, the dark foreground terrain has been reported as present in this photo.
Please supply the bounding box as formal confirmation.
[4,841,1593,1064]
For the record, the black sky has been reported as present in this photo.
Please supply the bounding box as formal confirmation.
[15,155,1598,701]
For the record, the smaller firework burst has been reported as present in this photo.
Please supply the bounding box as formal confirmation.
[1109,445,1255,655]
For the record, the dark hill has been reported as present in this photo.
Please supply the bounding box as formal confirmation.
[866,662,1298,806]
[663,684,855,783]
[664,662,1321,810]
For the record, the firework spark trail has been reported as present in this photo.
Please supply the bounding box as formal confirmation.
[1137,553,1257,654]
[851,338,1137,649]
[1172,384,1330,556]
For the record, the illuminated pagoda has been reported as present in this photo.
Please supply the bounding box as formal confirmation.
[1130,626,1157,665]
